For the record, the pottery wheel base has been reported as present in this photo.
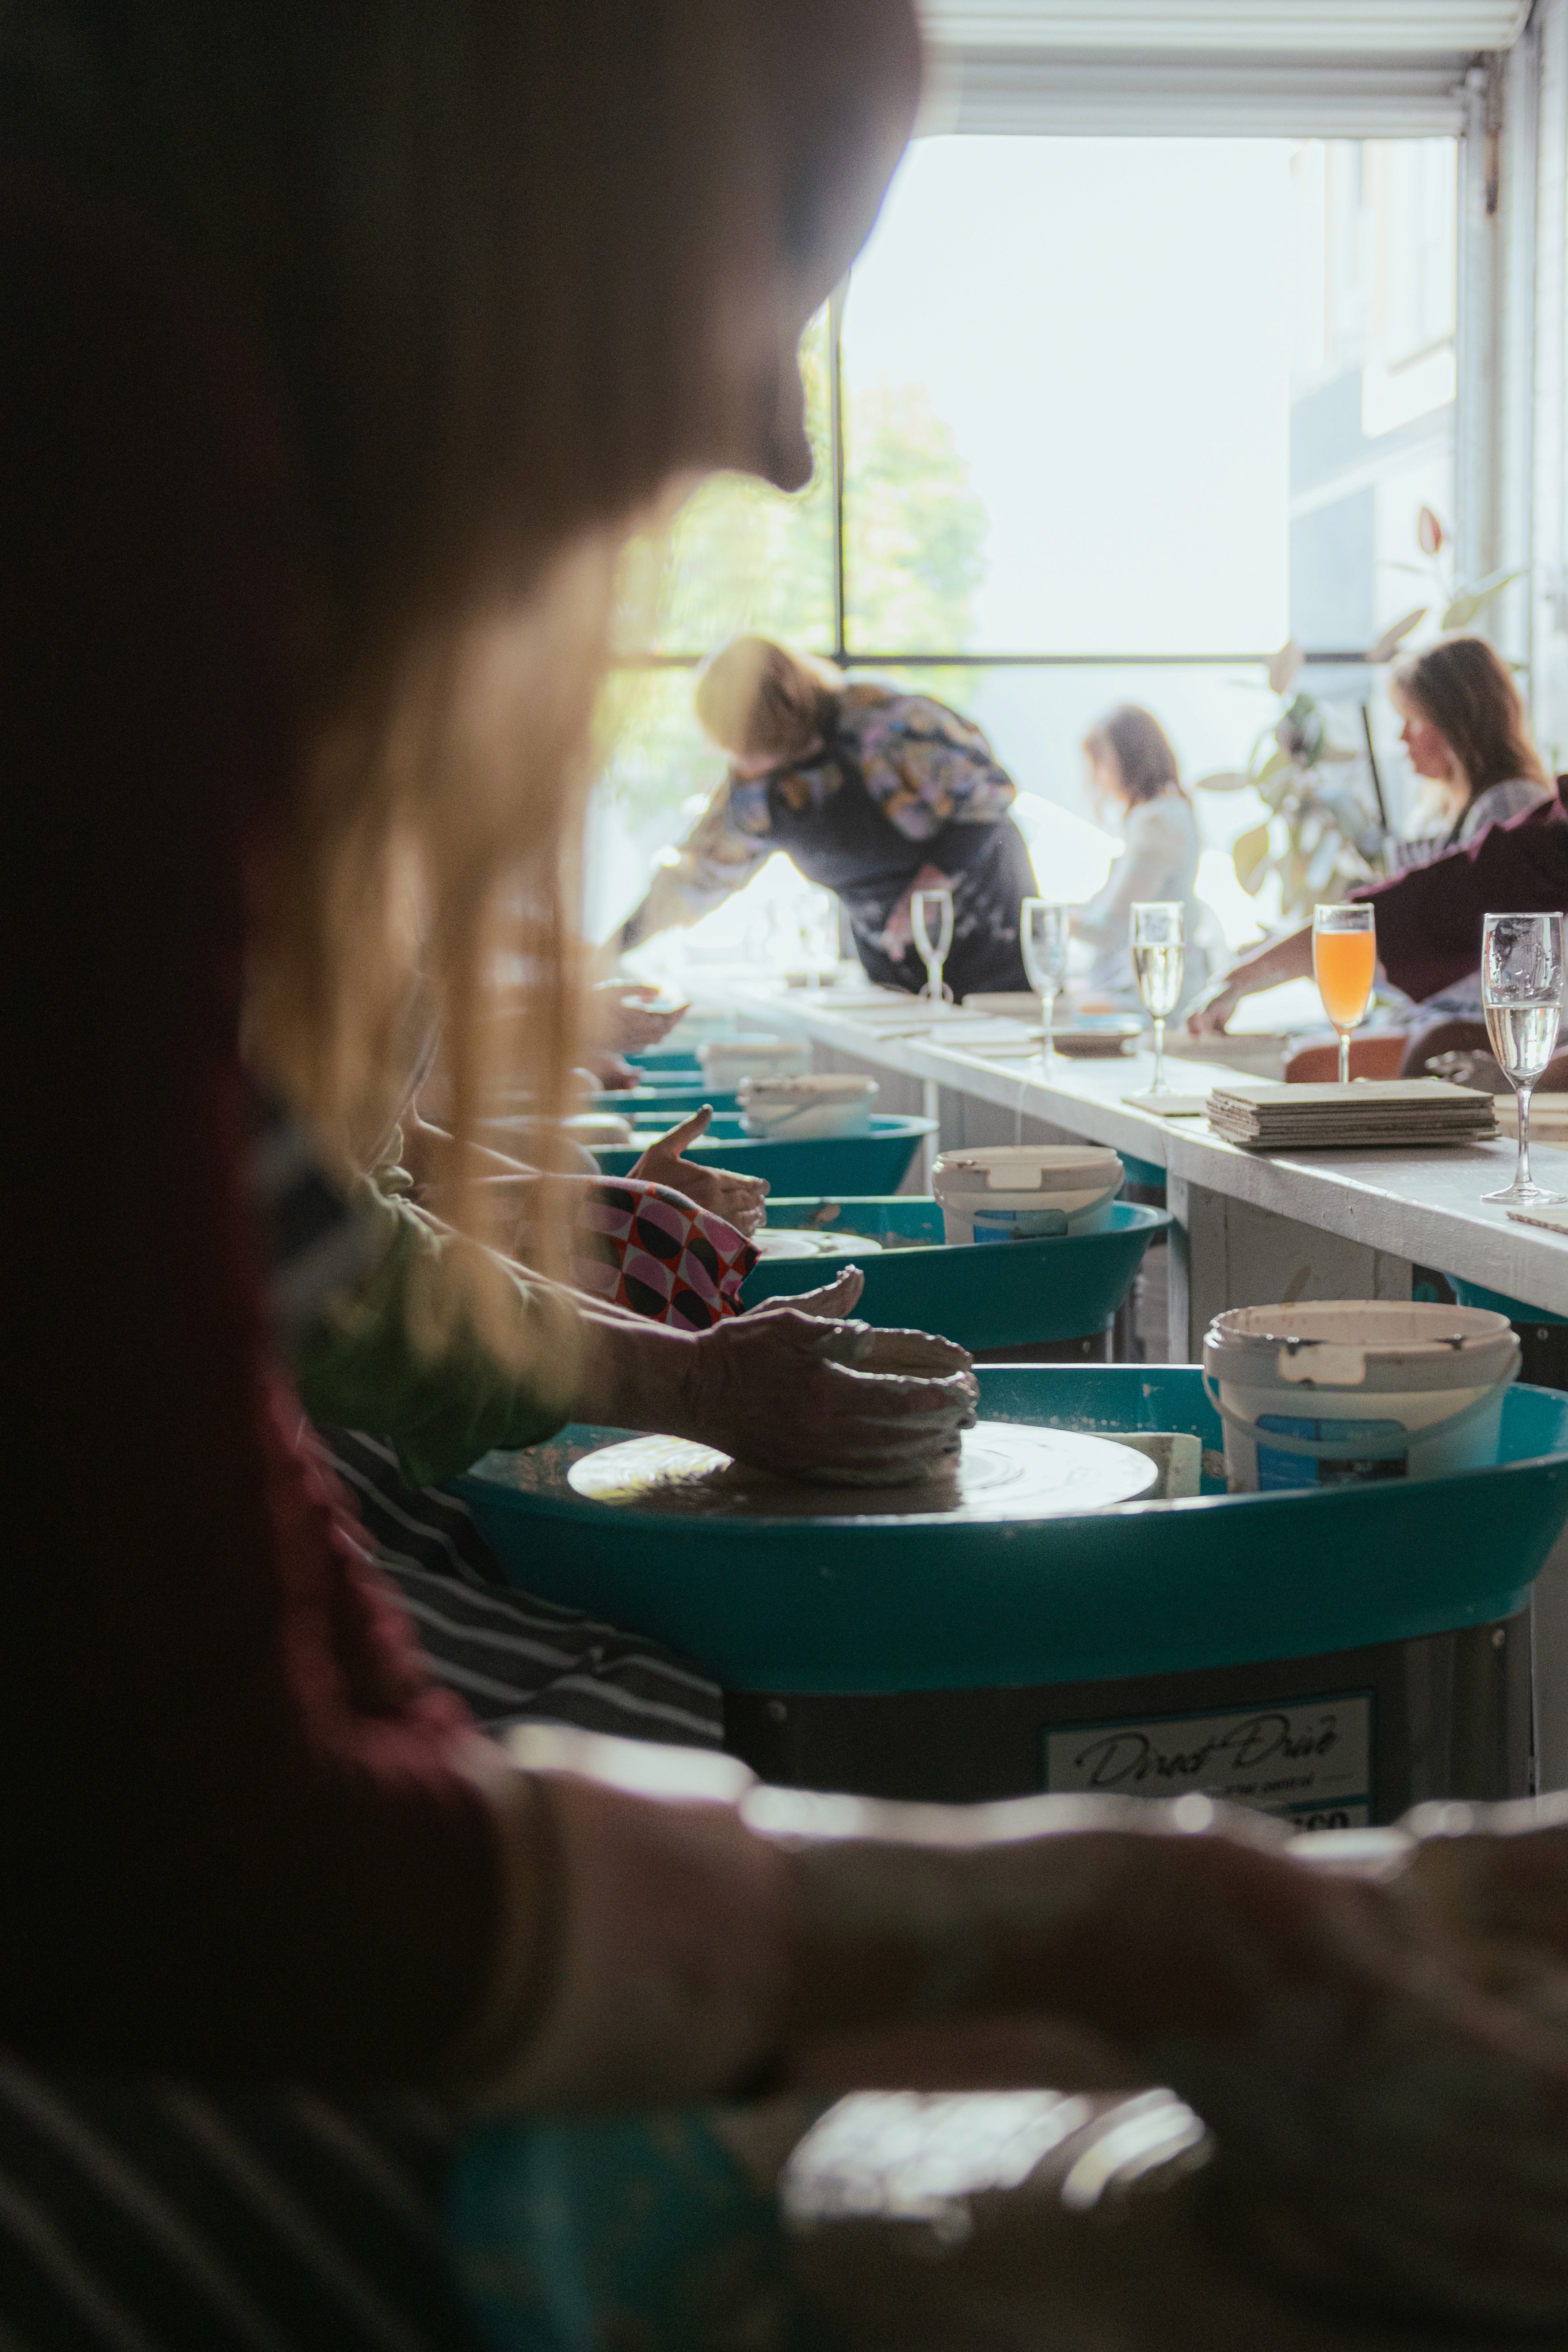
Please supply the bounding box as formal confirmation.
[565,1422,1159,1522]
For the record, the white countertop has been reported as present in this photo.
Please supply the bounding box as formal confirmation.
[722,980,1568,1317]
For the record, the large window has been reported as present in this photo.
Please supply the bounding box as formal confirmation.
[592,131,1460,968]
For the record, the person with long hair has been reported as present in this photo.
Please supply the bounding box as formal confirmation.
[1191,637,1561,1035]
[1072,704,1211,1009]
[11,8,1568,2345]
[614,635,1038,999]
[1389,635,1553,867]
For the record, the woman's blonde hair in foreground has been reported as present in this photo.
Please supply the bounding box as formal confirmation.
[696,636,843,763]
[43,1,919,1390]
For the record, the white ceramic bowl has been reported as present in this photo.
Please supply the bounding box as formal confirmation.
[739,1073,878,1142]
[562,1112,635,1148]
[698,1036,810,1089]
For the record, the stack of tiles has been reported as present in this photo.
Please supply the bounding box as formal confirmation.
[1205,1076,1498,1152]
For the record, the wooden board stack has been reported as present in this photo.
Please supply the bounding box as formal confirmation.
[1205,1076,1498,1152]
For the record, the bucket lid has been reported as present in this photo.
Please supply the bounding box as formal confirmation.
[932,1144,1122,1196]
[739,1074,878,1101]
[1204,1298,1519,1392]
[700,1035,801,1059]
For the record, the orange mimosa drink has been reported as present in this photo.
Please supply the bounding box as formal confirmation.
[1314,926,1376,1030]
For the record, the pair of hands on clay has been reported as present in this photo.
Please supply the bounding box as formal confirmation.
[579,1261,977,1485]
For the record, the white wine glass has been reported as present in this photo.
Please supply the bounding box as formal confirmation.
[912,885,955,1004]
[1020,897,1071,1059]
[1483,910,1566,1206]
[1131,901,1185,1096]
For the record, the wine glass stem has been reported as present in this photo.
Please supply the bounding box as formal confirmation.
[1338,1029,1350,1086]
[1041,990,1054,1058]
[1517,1082,1534,1194]
[1152,1016,1165,1094]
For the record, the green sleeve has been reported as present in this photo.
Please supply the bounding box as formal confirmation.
[292,1185,576,1487]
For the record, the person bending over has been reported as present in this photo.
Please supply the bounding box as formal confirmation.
[614,635,1038,999]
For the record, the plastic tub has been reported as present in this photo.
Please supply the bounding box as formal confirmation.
[590,1113,935,1195]
[584,1084,740,1116]
[739,1074,877,1141]
[742,1197,1168,1352]
[1204,1299,1520,1494]
[933,1145,1122,1245]
[1449,1275,1568,1329]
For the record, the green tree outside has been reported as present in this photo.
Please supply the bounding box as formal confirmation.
[600,309,988,832]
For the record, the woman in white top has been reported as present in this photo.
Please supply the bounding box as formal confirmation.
[1072,704,1210,1009]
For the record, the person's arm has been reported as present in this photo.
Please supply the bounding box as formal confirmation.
[1187,923,1313,1033]
[614,775,773,953]
[462,1731,1568,2335]
[1348,798,1568,1004]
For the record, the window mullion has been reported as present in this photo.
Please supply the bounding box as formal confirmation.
[828,275,848,664]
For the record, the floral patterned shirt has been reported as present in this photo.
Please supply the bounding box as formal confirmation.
[621,684,1017,943]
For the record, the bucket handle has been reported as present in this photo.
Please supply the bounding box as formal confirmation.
[1200,1367,1515,1462]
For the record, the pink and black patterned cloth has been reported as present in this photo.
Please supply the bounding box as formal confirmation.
[565,1179,758,1328]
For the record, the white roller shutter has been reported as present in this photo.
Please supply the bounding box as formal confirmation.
[919,0,1531,135]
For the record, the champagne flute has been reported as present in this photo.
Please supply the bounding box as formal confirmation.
[1482,910,1565,1206]
[912,885,955,1004]
[1131,901,1184,1096]
[1312,902,1377,1085]
[1020,897,1071,1058]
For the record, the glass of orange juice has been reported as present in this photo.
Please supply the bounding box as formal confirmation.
[1312,902,1377,1084]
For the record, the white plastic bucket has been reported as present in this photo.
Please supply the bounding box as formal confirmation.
[932,1145,1122,1246]
[699,1035,809,1088]
[739,1074,878,1141]
[1203,1300,1520,1494]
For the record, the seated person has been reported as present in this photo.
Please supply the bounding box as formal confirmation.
[613,635,1038,999]
[1386,635,1553,879]
[1190,764,1568,1036]
[1072,704,1212,1011]
[281,1084,969,1746]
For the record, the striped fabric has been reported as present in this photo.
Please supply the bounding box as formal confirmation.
[0,1093,726,2350]
[318,1427,721,1748]
[0,2060,484,2351]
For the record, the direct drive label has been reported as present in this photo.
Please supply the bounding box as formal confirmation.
[1044,1692,1373,1828]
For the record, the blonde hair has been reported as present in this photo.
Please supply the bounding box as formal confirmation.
[20,1,919,1371]
[696,636,843,762]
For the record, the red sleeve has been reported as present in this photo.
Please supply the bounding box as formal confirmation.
[0,178,501,2080]
[1351,787,1568,1005]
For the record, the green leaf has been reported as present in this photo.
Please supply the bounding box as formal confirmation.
[1254,744,1294,785]
[1191,768,1254,793]
[1232,821,1271,894]
[1268,639,1305,696]
[1441,591,1482,629]
[1366,607,1427,663]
